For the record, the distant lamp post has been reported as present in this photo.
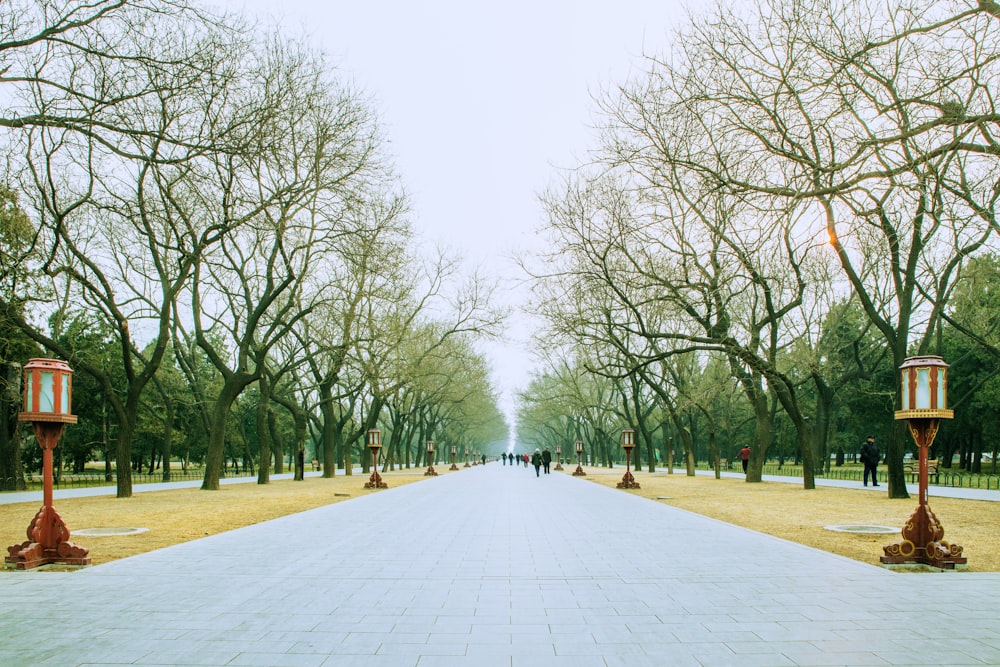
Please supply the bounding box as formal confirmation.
[572,440,586,476]
[6,359,91,569]
[463,444,471,468]
[424,440,438,476]
[363,429,387,489]
[554,445,564,471]
[449,444,459,471]
[881,356,965,569]
[616,428,640,489]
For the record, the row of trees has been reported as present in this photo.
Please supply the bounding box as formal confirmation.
[519,0,1000,498]
[0,1,507,495]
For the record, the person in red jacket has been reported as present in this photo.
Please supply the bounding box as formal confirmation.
[738,445,751,474]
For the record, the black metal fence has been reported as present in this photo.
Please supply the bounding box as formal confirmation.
[2,470,258,492]
[764,464,1000,490]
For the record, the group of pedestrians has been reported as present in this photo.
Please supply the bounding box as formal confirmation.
[501,449,552,476]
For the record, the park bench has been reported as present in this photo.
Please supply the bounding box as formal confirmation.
[718,458,729,470]
[904,459,939,483]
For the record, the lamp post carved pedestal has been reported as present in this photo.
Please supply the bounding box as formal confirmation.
[572,440,586,476]
[363,429,388,489]
[880,357,966,570]
[6,359,90,570]
[616,428,640,489]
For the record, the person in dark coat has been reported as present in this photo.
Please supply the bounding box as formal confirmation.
[860,436,880,487]
[531,449,543,477]
[541,448,552,474]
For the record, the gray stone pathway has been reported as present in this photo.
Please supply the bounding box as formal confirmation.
[1,463,998,666]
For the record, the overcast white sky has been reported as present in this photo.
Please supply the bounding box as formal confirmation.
[220,0,709,421]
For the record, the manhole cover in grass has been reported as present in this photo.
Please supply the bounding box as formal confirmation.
[75,527,149,537]
[824,525,898,534]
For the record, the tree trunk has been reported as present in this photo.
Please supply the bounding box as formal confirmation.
[202,380,248,490]
[710,429,720,479]
[0,361,26,491]
[115,418,135,497]
[293,409,306,481]
[257,375,272,485]
[161,396,174,482]
[269,409,283,474]
[813,376,834,474]
[318,382,339,476]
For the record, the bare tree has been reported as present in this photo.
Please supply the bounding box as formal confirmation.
[2,3,253,496]
[600,0,1000,496]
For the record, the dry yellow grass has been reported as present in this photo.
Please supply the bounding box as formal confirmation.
[2,465,997,572]
[1,469,437,567]
[582,466,1000,572]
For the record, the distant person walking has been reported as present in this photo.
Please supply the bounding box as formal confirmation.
[860,436,880,487]
[531,449,543,477]
[738,445,751,474]
[542,448,552,474]
[502,452,508,466]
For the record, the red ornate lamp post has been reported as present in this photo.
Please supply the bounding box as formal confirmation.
[6,358,91,569]
[363,429,387,489]
[881,356,966,569]
[424,440,438,476]
[572,440,586,476]
[449,444,459,470]
[554,445,563,471]
[616,428,640,489]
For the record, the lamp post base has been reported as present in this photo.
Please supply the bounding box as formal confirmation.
[881,417,966,570]
[616,471,640,489]
[881,503,966,569]
[363,471,388,489]
[572,464,586,476]
[554,462,563,471]
[6,506,91,570]
[424,466,438,476]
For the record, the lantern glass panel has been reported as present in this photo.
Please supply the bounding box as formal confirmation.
[39,371,55,412]
[61,372,70,414]
[900,370,910,409]
[916,368,931,409]
[938,370,947,409]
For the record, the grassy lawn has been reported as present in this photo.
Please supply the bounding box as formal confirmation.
[583,466,1000,572]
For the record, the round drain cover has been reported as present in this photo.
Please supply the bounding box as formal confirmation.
[824,525,898,534]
